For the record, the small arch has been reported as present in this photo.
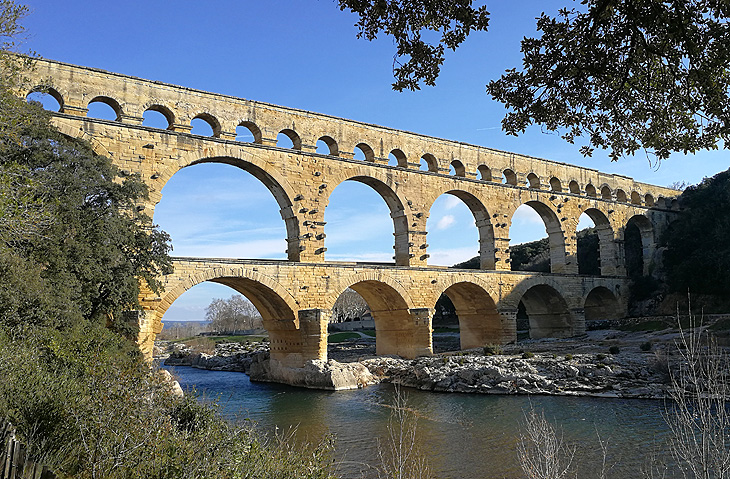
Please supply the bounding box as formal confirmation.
[584,286,621,321]
[477,165,492,181]
[671,199,679,211]
[354,143,375,162]
[316,136,339,156]
[550,177,562,192]
[644,194,655,207]
[421,153,438,172]
[442,282,504,350]
[191,113,221,137]
[568,180,581,194]
[585,184,597,197]
[26,88,63,112]
[502,168,517,186]
[87,96,122,121]
[236,121,262,143]
[518,284,574,339]
[656,197,666,209]
[450,160,466,177]
[277,129,302,150]
[599,185,612,200]
[143,105,174,130]
[631,191,642,205]
[526,173,541,189]
[615,189,627,203]
[388,148,408,167]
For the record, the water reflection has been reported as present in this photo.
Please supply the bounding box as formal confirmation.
[164,366,669,479]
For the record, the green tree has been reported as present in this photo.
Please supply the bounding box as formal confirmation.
[205,295,262,333]
[663,168,730,296]
[340,0,730,161]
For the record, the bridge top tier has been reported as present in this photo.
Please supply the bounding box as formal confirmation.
[23,57,679,205]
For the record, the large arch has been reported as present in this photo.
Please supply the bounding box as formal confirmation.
[328,273,427,358]
[511,201,568,274]
[440,281,506,349]
[153,152,302,261]
[584,286,621,321]
[155,265,301,366]
[624,214,654,277]
[425,189,496,269]
[578,208,617,276]
[517,284,574,339]
[325,172,411,265]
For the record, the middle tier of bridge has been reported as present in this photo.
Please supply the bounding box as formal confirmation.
[139,258,629,366]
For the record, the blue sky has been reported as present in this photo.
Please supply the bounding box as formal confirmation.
[22,1,728,321]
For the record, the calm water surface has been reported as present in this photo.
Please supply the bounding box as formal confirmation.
[164,365,672,479]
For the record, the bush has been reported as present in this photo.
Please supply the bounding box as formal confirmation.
[564,354,574,361]
[596,353,606,361]
[609,345,620,354]
[483,343,503,356]
[522,351,535,359]
[640,341,652,351]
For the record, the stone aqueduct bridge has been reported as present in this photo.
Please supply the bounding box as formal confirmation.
[25,58,679,365]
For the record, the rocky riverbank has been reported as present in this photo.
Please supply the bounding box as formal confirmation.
[157,329,680,397]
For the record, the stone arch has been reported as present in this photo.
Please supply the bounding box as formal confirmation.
[600,185,612,200]
[27,85,64,111]
[616,189,627,203]
[88,95,122,121]
[318,135,339,156]
[421,153,438,172]
[425,189,496,269]
[192,112,222,137]
[511,201,568,274]
[328,273,425,358]
[644,194,655,207]
[624,214,654,276]
[325,170,411,265]
[585,183,597,197]
[478,164,492,181]
[451,159,466,177]
[278,128,302,150]
[631,191,642,205]
[526,172,541,189]
[550,177,562,192]
[503,168,517,185]
[154,150,302,261]
[584,286,621,321]
[143,103,175,130]
[568,180,581,194]
[237,121,263,143]
[517,283,574,339]
[440,281,507,349]
[389,148,408,167]
[157,266,298,326]
[579,208,617,276]
[354,142,376,162]
[656,197,666,209]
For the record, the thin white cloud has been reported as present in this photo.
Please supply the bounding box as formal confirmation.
[427,246,478,266]
[511,205,545,225]
[436,215,456,230]
[443,195,461,210]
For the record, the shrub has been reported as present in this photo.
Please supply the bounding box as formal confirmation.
[609,345,620,354]
[522,351,535,359]
[596,353,606,361]
[564,354,574,361]
[483,344,503,356]
[640,341,652,351]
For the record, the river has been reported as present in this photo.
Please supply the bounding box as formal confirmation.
[164,365,673,479]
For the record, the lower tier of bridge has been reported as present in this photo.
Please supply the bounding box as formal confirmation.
[137,258,629,365]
